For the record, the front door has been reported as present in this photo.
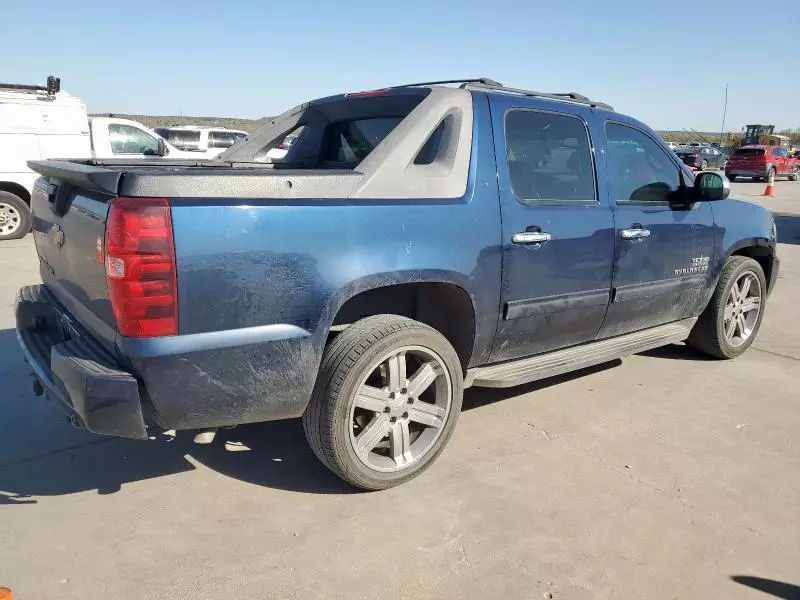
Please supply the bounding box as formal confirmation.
[597,120,715,339]
[487,95,615,363]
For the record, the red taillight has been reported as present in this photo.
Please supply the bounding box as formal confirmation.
[105,197,177,337]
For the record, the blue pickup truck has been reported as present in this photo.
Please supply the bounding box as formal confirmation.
[16,78,778,490]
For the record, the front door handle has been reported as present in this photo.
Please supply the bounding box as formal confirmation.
[620,227,651,240]
[512,231,552,245]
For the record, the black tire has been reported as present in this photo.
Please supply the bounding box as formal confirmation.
[687,256,767,359]
[700,160,708,171]
[727,174,736,182]
[303,315,464,490]
[0,191,31,241]
[791,166,800,182]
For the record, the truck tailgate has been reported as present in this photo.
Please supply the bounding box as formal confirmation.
[28,162,120,353]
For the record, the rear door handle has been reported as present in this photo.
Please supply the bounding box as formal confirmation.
[620,227,651,240]
[512,231,552,245]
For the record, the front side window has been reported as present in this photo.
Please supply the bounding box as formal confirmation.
[504,109,596,204]
[108,124,160,155]
[605,123,681,204]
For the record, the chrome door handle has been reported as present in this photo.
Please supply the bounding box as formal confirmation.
[620,228,651,240]
[512,231,552,245]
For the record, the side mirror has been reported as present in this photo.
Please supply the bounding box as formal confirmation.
[694,171,730,201]
[157,138,168,157]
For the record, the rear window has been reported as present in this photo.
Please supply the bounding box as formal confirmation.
[734,148,765,157]
[323,117,403,164]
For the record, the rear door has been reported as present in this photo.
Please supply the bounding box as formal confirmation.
[597,120,715,338]
[487,94,615,362]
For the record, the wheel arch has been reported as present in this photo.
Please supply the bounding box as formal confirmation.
[329,278,477,371]
[0,182,31,205]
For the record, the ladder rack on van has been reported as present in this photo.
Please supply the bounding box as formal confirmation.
[0,76,61,96]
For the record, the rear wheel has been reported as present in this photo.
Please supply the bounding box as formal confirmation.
[727,174,736,182]
[688,256,766,359]
[791,165,800,181]
[303,315,463,490]
[0,191,30,241]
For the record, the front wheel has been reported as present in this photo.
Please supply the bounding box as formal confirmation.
[791,165,800,182]
[700,160,709,171]
[687,256,766,359]
[303,315,463,490]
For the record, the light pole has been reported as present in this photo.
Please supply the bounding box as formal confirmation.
[719,84,728,146]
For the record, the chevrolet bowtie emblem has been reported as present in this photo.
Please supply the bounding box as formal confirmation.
[50,224,65,248]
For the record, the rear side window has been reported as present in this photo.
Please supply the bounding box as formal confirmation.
[772,147,785,156]
[734,148,765,157]
[504,109,596,204]
[323,117,403,164]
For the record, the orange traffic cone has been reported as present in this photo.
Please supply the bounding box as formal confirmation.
[0,587,12,600]
[763,171,776,196]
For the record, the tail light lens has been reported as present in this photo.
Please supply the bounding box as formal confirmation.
[105,197,178,337]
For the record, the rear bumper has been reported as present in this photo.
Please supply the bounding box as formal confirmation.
[725,167,768,177]
[15,285,148,439]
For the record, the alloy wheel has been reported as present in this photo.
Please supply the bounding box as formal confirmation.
[723,271,762,348]
[348,345,452,472]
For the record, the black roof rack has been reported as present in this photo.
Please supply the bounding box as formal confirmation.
[391,78,503,89]
[464,80,613,110]
[0,75,61,96]
[387,77,612,110]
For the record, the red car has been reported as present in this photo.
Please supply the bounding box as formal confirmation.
[725,145,800,182]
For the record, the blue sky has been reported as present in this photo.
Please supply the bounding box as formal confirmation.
[3,0,790,132]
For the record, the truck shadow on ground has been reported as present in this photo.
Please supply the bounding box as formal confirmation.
[0,334,696,502]
[773,213,800,245]
[731,576,800,600]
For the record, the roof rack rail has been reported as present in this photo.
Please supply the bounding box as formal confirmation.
[392,78,503,89]
[0,75,61,96]
[463,81,613,111]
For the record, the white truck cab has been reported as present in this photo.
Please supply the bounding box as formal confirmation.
[155,126,248,159]
[88,117,196,160]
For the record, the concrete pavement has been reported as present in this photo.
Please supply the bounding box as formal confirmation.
[0,181,798,599]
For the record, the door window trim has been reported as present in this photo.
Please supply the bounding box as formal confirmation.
[502,107,599,207]
[604,120,690,206]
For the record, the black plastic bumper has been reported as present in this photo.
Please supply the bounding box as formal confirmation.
[15,285,147,439]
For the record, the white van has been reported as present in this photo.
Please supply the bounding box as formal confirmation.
[0,76,91,239]
[155,126,248,159]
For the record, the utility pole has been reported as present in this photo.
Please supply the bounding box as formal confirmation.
[719,84,728,145]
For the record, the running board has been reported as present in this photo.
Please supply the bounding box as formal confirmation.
[465,318,697,389]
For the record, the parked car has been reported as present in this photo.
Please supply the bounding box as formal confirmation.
[676,146,728,171]
[0,77,196,240]
[154,126,248,158]
[17,78,779,490]
[725,145,800,181]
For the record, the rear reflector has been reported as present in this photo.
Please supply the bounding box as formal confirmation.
[105,197,178,337]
